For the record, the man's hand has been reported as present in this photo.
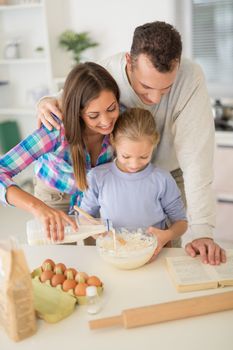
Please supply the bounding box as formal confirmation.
[37,97,63,130]
[185,238,226,265]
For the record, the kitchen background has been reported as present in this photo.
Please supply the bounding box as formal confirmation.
[0,0,232,243]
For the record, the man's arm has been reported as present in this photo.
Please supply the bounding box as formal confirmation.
[173,62,225,264]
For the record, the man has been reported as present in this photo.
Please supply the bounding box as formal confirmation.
[37,21,225,265]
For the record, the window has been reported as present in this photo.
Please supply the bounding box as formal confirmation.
[192,0,233,98]
[177,0,233,98]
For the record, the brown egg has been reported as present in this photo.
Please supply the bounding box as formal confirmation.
[87,275,102,287]
[64,268,77,279]
[42,259,55,271]
[74,283,88,296]
[51,274,66,287]
[54,263,66,274]
[62,279,77,292]
[40,270,54,283]
[75,271,89,283]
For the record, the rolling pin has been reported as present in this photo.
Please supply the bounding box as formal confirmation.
[89,290,233,330]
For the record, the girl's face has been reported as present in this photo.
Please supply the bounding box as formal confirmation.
[81,90,119,135]
[115,137,154,173]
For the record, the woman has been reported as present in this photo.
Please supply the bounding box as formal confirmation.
[0,62,120,241]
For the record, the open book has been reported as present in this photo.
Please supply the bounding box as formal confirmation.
[166,250,233,292]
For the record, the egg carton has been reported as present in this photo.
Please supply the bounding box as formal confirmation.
[31,267,103,323]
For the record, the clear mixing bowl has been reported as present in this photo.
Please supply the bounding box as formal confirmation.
[96,227,157,270]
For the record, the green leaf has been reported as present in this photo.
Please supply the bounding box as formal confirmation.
[59,30,99,63]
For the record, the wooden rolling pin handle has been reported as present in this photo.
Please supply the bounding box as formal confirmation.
[73,205,100,224]
[123,290,233,328]
[89,290,233,330]
[89,315,122,330]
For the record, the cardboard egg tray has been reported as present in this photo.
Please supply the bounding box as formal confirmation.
[31,267,103,323]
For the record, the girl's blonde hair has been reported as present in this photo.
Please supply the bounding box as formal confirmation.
[62,62,120,191]
[111,108,160,146]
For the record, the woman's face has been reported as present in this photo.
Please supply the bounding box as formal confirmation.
[81,90,119,135]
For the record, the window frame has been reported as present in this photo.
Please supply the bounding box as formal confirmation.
[175,0,233,99]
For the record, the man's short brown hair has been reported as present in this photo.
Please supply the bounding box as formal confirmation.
[130,21,182,72]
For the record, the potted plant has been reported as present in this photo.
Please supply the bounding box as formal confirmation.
[59,30,98,64]
[34,46,45,58]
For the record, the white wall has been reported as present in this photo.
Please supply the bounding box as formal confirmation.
[68,0,177,61]
[0,0,178,143]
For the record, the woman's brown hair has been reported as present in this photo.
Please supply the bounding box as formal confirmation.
[62,62,120,191]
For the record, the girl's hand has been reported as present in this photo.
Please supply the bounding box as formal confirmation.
[147,226,172,262]
[31,202,78,241]
[37,97,63,130]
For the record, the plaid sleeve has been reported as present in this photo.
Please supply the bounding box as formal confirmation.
[0,126,60,205]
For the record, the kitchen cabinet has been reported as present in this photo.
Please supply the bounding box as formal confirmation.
[213,132,233,242]
[0,0,71,137]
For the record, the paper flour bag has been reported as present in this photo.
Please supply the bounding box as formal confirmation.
[0,239,37,341]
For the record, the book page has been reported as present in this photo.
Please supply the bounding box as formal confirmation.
[166,256,218,292]
[214,250,233,286]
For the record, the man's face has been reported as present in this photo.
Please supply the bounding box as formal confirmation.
[126,53,179,105]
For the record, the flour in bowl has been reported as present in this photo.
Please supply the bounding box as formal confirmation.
[96,228,157,269]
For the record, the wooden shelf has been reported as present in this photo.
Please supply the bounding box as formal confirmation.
[0,108,35,116]
[0,58,47,64]
[0,0,70,141]
[0,3,42,11]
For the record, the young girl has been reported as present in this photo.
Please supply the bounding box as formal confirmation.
[0,62,120,241]
[80,108,188,257]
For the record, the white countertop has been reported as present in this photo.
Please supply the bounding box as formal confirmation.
[215,131,233,147]
[1,246,233,350]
